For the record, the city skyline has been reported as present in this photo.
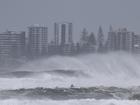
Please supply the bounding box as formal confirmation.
[1,1,140,104]
[0,23,139,42]
[0,22,139,61]
[0,0,140,41]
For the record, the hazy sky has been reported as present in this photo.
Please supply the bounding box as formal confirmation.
[0,0,140,41]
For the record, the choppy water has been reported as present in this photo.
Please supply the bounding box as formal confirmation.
[0,52,140,105]
[0,52,140,89]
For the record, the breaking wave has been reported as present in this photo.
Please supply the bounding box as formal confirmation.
[0,52,140,89]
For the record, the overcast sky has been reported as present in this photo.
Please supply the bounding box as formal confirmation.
[0,0,140,41]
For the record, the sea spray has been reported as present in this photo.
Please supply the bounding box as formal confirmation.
[0,52,140,89]
[0,99,140,105]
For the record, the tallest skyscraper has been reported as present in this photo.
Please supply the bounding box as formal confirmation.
[54,22,73,55]
[54,22,73,46]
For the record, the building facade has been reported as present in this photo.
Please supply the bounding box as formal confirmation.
[54,22,73,55]
[0,31,25,59]
[28,25,48,58]
[132,34,140,53]
[106,28,134,52]
[54,22,73,46]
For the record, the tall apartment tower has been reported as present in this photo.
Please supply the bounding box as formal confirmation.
[28,25,48,58]
[0,31,25,59]
[54,22,73,46]
[106,28,133,52]
[132,34,140,53]
[54,22,73,55]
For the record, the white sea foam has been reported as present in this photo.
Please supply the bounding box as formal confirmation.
[0,99,140,105]
[0,52,140,90]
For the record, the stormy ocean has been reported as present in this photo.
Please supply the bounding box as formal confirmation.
[0,52,140,105]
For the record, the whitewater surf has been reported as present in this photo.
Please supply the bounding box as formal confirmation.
[0,52,140,105]
[0,52,140,89]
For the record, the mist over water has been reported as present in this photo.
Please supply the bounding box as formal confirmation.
[0,99,140,105]
[0,52,140,89]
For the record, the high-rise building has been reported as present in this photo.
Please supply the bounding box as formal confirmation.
[54,22,73,55]
[106,26,116,51]
[0,31,25,59]
[106,28,134,52]
[28,25,48,58]
[54,22,73,46]
[132,34,140,53]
